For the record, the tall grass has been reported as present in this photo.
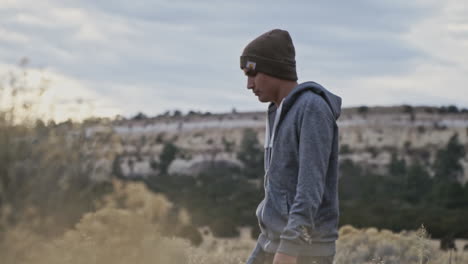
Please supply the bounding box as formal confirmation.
[0,66,115,238]
[0,66,196,264]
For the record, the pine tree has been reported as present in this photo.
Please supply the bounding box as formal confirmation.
[433,133,465,183]
[237,128,263,179]
[159,142,179,175]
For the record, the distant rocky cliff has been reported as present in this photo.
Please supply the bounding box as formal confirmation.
[86,106,468,183]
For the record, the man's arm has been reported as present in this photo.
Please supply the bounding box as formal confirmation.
[277,98,334,257]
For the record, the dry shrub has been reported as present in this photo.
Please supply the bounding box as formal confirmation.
[188,227,255,264]
[1,181,194,264]
[335,225,468,264]
[96,179,172,224]
[25,208,189,264]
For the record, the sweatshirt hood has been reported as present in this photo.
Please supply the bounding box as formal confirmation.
[268,81,342,120]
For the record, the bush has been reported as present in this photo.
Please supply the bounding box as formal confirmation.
[177,225,203,246]
[358,106,369,114]
[210,218,240,238]
[335,225,468,264]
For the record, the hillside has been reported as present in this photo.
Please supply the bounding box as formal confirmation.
[84,105,468,183]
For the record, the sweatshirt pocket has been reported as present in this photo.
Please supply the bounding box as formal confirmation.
[265,187,289,221]
[256,199,266,230]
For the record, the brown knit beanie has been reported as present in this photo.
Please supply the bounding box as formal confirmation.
[240,29,297,81]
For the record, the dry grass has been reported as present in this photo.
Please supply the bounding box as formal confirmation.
[2,167,468,264]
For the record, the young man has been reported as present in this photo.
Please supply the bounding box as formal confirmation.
[240,29,342,264]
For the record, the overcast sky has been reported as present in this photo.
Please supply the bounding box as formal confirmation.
[1,0,467,121]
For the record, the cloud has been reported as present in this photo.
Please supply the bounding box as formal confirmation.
[0,0,466,122]
[0,63,122,122]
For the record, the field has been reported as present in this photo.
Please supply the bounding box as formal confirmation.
[1,180,467,264]
[1,69,467,264]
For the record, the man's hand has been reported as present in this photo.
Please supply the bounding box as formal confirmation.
[273,252,297,264]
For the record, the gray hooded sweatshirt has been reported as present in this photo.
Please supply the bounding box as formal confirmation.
[247,81,341,262]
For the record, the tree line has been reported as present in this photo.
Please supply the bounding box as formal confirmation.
[134,128,468,241]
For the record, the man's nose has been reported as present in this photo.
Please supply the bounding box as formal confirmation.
[247,77,255,90]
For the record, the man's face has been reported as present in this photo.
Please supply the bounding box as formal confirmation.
[244,70,279,103]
